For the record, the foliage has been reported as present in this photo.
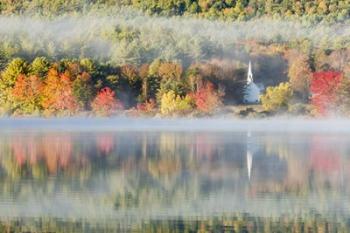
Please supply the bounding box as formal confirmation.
[197,62,246,104]
[0,58,28,111]
[160,90,193,115]
[29,57,50,78]
[158,62,183,82]
[72,72,94,110]
[91,87,123,116]
[119,64,142,107]
[310,71,342,115]
[0,52,347,117]
[287,53,312,101]
[1,0,348,22]
[41,68,80,116]
[11,74,43,115]
[260,82,293,112]
[335,77,350,115]
[189,82,222,113]
[0,58,28,88]
[136,99,157,114]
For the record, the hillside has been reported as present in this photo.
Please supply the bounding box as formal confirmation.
[0,0,348,117]
[1,0,349,23]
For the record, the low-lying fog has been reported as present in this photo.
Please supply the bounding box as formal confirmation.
[0,117,349,132]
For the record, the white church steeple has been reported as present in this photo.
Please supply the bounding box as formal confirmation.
[247,61,253,85]
[243,61,260,104]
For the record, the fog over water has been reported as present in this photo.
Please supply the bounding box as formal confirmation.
[0,117,349,132]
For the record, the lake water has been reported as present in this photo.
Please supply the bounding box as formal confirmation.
[0,119,350,232]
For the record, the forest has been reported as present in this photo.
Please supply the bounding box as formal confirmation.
[1,0,349,22]
[0,0,349,117]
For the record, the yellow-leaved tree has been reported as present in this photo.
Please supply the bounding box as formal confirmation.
[160,90,193,115]
[260,82,293,112]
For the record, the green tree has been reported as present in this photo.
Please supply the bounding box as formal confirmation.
[72,72,95,110]
[29,57,50,78]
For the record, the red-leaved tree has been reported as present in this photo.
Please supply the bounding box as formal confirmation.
[190,82,222,113]
[91,87,123,116]
[310,71,342,115]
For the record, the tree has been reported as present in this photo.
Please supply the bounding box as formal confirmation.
[310,71,342,115]
[91,87,123,116]
[0,58,28,111]
[287,54,312,101]
[29,57,50,78]
[119,64,141,107]
[190,82,222,113]
[158,62,183,81]
[41,68,80,116]
[160,90,193,115]
[335,77,350,115]
[0,58,28,87]
[72,72,94,110]
[260,82,293,112]
[11,74,43,115]
[139,63,150,101]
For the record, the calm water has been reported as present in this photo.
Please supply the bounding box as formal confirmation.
[1,119,350,232]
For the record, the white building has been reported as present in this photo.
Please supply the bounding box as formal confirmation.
[243,61,260,104]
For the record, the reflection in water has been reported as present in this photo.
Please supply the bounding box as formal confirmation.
[0,131,350,232]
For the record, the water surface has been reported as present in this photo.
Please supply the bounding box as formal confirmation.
[0,119,349,232]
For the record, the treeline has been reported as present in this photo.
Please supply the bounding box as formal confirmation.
[1,44,350,117]
[252,47,350,117]
[0,57,248,116]
[129,0,350,22]
[1,0,349,22]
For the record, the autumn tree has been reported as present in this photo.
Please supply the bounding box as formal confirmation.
[11,74,43,115]
[139,63,150,102]
[160,90,193,115]
[29,57,50,78]
[91,87,123,116]
[335,77,350,115]
[158,62,183,81]
[310,71,343,115]
[119,64,141,107]
[41,68,80,116]
[260,82,293,112]
[0,58,28,112]
[143,60,161,101]
[156,62,187,103]
[190,82,222,113]
[72,72,94,110]
[185,65,203,92]
[80,58,96,74]
[287,53,312,101]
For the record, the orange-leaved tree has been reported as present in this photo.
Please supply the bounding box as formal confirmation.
[12,74,43,115]
[41,68,80,116]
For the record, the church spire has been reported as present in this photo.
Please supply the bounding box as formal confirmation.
[247,61,253,84]
[243,60,260,104]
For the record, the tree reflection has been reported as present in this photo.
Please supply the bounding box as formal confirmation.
[0,131,349,231]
